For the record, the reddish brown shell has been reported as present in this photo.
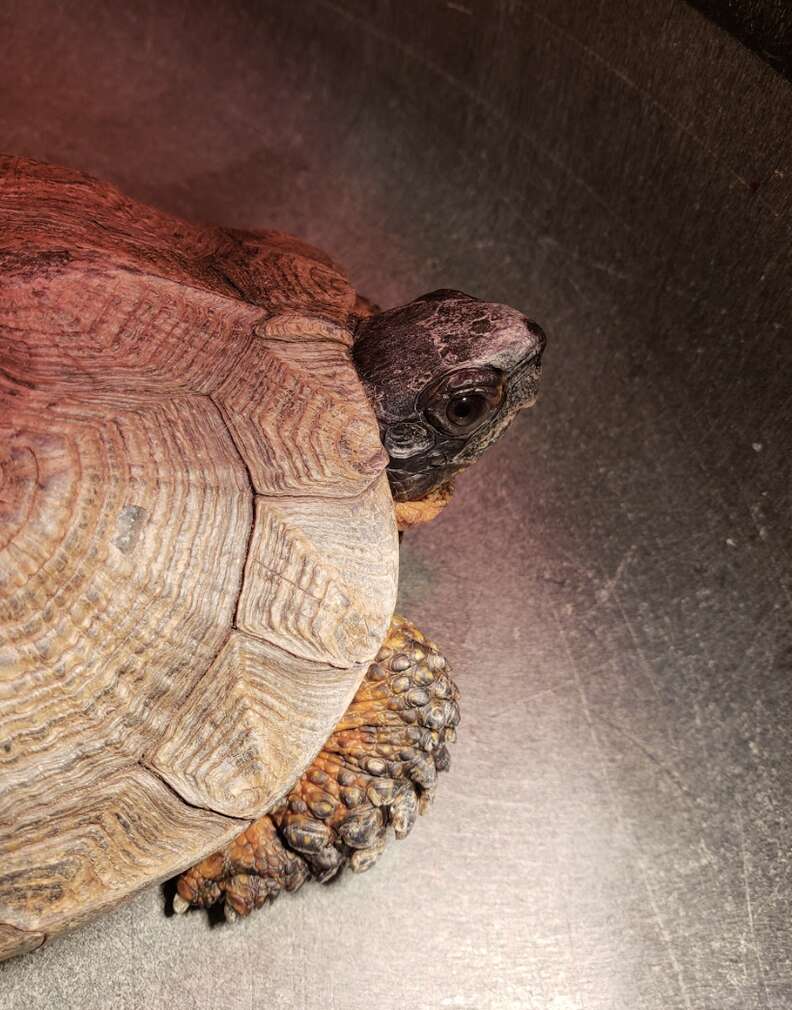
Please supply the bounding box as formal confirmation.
[0,157,398,960]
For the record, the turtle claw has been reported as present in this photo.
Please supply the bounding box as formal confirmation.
[172,893,190,915]
[173,617,459,921]
[390,784,418,839]
[349,832,388,874]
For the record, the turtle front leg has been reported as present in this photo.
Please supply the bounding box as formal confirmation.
[174,616,460,922]
[174,816,308,920]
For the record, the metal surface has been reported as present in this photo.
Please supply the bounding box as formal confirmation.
[1,1,791,1007]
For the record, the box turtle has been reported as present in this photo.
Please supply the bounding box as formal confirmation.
[0,156,545,960]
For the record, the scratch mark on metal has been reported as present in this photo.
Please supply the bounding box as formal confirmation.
[315,0,638,233]
[591,711,690,797]
[594,545,637,604]
[667,410,792,614]
[550,602,694,1010]
[515,0,783,221]
[738,809,771,1006]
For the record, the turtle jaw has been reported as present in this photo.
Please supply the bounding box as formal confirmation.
[388,466,448,503]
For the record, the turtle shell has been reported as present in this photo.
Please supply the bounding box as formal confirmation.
[0,157,398,958]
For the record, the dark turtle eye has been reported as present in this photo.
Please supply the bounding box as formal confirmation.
[446,393,488,430]
[418,365,506,436]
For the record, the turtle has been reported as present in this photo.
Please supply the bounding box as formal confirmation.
[0,155,545,960]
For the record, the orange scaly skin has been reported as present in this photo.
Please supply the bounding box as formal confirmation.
[176,616,459,921]
[394,481,455,531]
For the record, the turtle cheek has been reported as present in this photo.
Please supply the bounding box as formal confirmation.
[382,421,435,460]
[382,421,449,501]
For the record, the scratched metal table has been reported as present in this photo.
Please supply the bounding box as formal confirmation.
[1,2,791,1008]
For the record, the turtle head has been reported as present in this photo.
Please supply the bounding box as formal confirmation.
[353,290,546,503]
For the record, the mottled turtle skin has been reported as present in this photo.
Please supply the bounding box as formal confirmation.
[0,156,544,955]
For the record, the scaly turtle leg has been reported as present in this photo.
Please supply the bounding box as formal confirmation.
[174,616,460,922]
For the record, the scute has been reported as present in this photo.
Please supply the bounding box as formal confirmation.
[213,316,387,497]
[237,475,396,667]
[146,630,374,820]
[0,157,398,958]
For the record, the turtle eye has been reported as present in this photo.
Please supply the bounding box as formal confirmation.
[446,393,489,430]
[418,365,506,436]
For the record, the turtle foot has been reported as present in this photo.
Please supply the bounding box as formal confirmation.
[277,616,460,877]
[174,815,308,920]
[173,616,459,921]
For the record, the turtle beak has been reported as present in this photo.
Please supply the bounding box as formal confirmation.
[533,323,547,363]
[508,320,546,409]
[520,319,547,370]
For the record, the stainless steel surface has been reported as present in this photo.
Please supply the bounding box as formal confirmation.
[1,1,791,1007]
